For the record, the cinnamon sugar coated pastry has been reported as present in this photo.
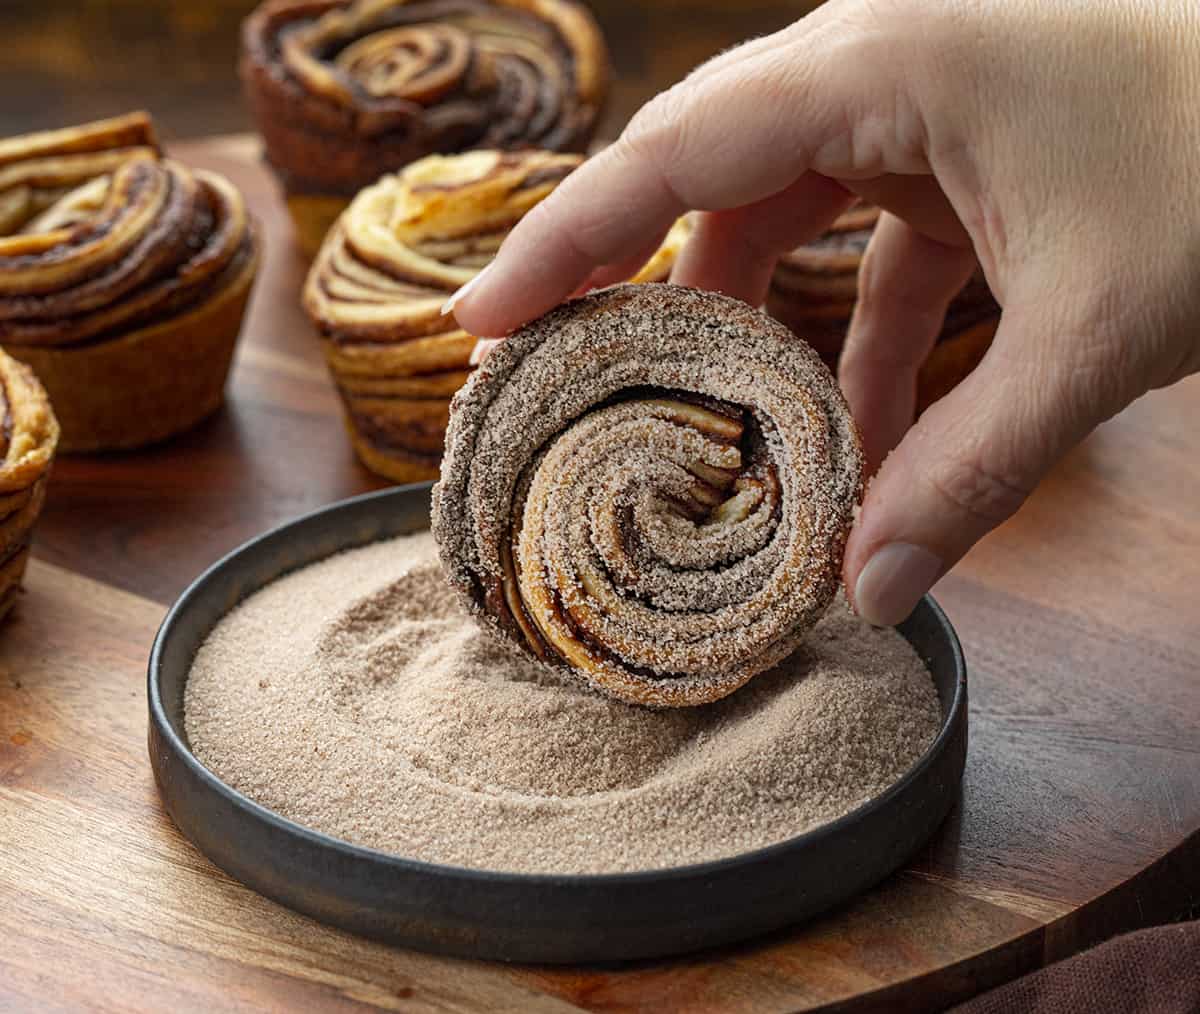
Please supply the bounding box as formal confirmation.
[0,350,58,621]
[767,203,1001,411]
[242,0,609,255]
[304,149,690,482]
[0,113,260,451]
[432,284,864,708]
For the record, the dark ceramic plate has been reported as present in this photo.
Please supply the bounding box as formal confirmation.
[148,482,968,964]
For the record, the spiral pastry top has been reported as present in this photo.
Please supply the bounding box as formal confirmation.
[0,112,160,237]
[0,112,260,451]
[304,148,690,480]
[432,284,864,708]
[0,154,255,348]
[242,0,609,196]
[0,350,58,620]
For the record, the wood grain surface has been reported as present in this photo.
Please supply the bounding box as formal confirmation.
[1,134,1199,1012]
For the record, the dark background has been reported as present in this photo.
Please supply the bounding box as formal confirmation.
[0,0,820,140]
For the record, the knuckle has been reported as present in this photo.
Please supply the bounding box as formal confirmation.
[622,85,691,166]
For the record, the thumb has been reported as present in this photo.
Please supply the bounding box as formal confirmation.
[844,298,1131,626]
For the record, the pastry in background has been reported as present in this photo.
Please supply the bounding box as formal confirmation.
[304,148,690,483]
[767,203,877,370]
[242,0,609,257]
[0,114,260,452]
[0,350,58,622]
[767,203,1001,413]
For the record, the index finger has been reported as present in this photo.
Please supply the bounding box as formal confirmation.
[448,5,896,337]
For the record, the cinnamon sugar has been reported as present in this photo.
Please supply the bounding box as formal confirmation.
[184,531,940,875]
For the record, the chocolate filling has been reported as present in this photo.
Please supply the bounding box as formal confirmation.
[242,0,605,194]
[493,388,785,678]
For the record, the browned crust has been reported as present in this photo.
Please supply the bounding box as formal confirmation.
[242,0,610,200]
[0,353,57,492]
[343,413,443,482]
[0,119,260,452]
[0,477,46,560]
[0,349,57,625]
[8,231,259,452]
[767,203,1001,390]
[0,111,157,169]
[0,113,160,228]
[0,547,30,624]
[0,162,252,348]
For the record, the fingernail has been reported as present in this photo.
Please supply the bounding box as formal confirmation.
[853,542,943,627]
[442,262,493,317]
[469,338,503,366]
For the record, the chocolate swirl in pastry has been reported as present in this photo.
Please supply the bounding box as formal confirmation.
[0,118,260,451]
[0,350,58,622]
[304,148,690,482]
[0,112,160,236]
[432,284,864,708]
[242,0,609,254]
[767,202,877,367]
[767,203,1001,410]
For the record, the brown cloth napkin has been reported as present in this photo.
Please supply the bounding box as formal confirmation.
[951,921,1200,1014]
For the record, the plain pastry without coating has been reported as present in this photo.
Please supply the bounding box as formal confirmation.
[0,113,260,451]
[432,283,864,708]
[767,202,1001,411]
[303,148,691,482]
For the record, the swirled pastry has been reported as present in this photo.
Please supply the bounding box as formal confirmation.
[767,203,1001,411]
[0,350,58,622]
[304,148,690,482]
[0,112,160,235]
[432,284,864,708]
[242,0,609,255]
[0,115,260,451]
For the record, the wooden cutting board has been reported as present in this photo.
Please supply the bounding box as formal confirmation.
[2,135,1198,1013]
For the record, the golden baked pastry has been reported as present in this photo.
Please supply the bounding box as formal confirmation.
[0,114,260,452]
[242,0,610,256]
[304,148,691,483]
[767,203,1001,410]
[767,203,877,369]
[432,283,864,708]
[0,112,159,234]
[0,350,59,622]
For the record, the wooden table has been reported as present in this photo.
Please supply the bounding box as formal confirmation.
[2,135,1198,1013]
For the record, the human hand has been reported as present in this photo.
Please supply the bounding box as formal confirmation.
[447,0,1200,626]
